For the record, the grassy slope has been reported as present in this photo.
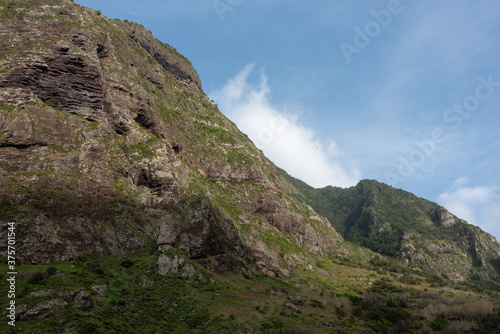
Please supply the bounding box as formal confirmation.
[1,245,499,333]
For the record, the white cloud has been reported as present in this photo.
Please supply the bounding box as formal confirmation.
[210,64,361,188]
[438,178,500,240]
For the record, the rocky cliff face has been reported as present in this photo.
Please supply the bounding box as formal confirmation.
[0,0,346,277]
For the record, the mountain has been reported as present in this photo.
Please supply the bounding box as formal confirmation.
[0,0,350,277]
[1,1,499,333]
[281,171,500,289]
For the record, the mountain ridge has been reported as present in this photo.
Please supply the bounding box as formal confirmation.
[279,168,500,286]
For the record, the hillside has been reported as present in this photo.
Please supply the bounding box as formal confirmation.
[280,169,500,290]
[0,1,500,333]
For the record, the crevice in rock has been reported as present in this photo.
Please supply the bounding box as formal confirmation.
[136,168,176,196]
[96,44,107,59]
[172,144,181,154]
[59,47,69,55]
[71,34,85,48]
[0,143,47,150]
[133,108,154,130]
[103,101,129,134]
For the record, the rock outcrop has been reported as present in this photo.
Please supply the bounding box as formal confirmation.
[157,254,196,279]
[72,290,94,312]
[91,285,108,298]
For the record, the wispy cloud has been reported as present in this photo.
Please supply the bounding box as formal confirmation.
[438,178,500,240]
[210,64,361,188]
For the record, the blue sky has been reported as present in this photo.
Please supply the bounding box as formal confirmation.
[75,0,500,241]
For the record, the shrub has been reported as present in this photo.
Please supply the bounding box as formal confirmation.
[86,260,105,275]
[449,299,493,319]
[120,259,134,268]
[261,318,284,330]
[370,278,405,294]
[45,266,57,277]
[255,304,269,314]
[336,308,347,318]
[421,303,449,321]
[0,199,19,219]
[322,294,352,311]
[430,317,447,331]
[186,308,210,329]
[79,320,104,334]
[363,292,380,303]
[421,297,494,322]
[28,272,45,285]
[447,320,477,332]
[75,254,87,263]
[310,299,325,309]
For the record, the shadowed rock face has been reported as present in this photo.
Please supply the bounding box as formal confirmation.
[0,0,341,277]
[126,27,203,92]
[0,53,105,117]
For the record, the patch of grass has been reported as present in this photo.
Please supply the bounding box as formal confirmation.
[0,102,15,112]
[48,145,75,154]
[0,36,62,60]
[0,0,29,19]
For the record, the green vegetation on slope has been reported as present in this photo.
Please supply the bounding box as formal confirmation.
[1,245,499,334]
[277,168,500,289]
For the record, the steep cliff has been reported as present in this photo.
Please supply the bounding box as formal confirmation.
[0,0,350,277]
